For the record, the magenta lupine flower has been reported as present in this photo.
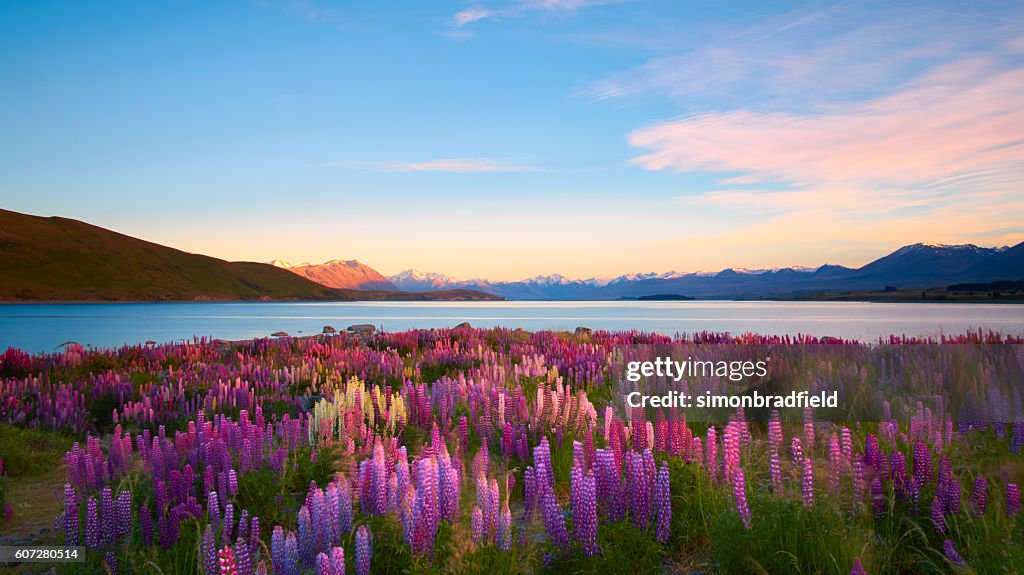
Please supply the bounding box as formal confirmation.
[85,497,99,549]
[219,546,239,575]
[316,552,331,575]
[471,506,484,544]
[931,496,947,534]
[203,524,219,575]
[768,410,783,452]
[791,437,804,473]
[769,451,781,493]
[802,458,814,509]
[653,462,671,542]
[943,539,965,567]
[732,467,752,529]
[355,525,372,575]
[970,474,987,516]
[850,557,867,575]
[1007,483,1020,517]
[828,434,841,494]
[63,484,79,546]
[705,427,718,483]
[331,546,346,575]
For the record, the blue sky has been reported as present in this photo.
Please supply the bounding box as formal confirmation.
[2,1,1023,280]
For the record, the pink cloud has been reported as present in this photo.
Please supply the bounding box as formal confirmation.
[629,59,1024,195]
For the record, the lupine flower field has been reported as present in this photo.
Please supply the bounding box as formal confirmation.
[1,328,1023,574]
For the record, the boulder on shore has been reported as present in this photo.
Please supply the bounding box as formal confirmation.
[454,322,472,329]
[574,326,593,336]
[347,324,376,334]
[271,331,289,337]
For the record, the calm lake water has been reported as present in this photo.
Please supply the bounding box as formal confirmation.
[1,301,1023,353]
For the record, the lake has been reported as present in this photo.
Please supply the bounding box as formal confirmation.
[1,301,1023,353]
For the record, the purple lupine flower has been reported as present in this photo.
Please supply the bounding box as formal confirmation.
[943,539,965,567]
[497,498,512,552]
[203,524,219,575]
[571,465,598,556]
[209,491,221,527]
[284,531,300,575]
[116,490,131,540]
[653,462,671,542]
[947,478,961,514]
[802,458,814,509]
[223,503,235,547]
[104,551,117,575]
[338,476,353,534]
[63,484,79,546]
[850,557,867,575]
[355,525,372,575]
[85,497,99,550]
[140,504,153,547]
[331,546,346,575]
[471,506,484,544]
[234,536,252,575]
[297,505,314,567]
[969,474,987,516]
[931,496,947,535]
[271,526,286,575]
[1007,483,1020,517]
[101,487,115,548]
[872,478,884,518]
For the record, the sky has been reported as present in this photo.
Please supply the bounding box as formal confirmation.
[1,0,1023,281]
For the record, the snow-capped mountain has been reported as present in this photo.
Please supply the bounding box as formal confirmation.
[271,259,397,290]
[381,242,1023,300]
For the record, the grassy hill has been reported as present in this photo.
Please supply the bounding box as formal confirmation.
[0,209,500,302]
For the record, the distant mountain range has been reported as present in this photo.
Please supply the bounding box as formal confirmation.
[0,209,500,302]
[3,208,1020,302]
[382,242,1024,300]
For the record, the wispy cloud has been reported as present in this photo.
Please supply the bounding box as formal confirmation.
[314,158,535,173]
[451,0,621,29]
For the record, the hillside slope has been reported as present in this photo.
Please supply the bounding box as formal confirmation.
[0,210,500,301]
